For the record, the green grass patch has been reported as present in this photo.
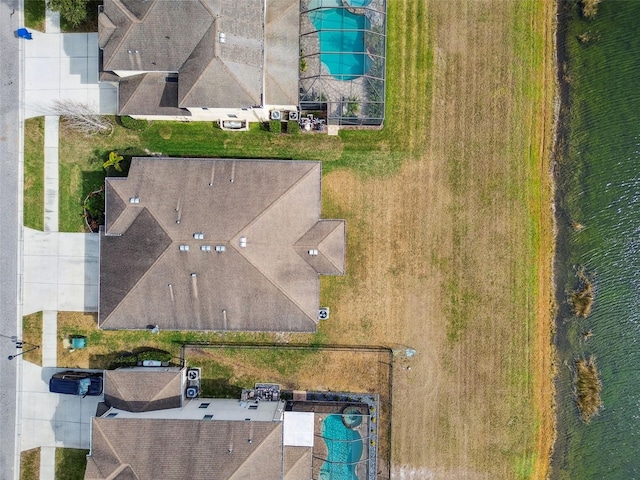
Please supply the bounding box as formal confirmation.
[24,0,46,31]
[22,312,43,365]
[20,448,40,480]
[24,117,45,231]
[55,448,88,480]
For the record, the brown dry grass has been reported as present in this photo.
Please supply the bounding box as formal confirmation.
[20,448,40,480]
[22,312,43,365]
[318,1,556,478]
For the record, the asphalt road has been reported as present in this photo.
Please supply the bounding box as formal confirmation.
[0,0,23,478]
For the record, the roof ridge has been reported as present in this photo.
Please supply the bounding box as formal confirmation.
[148,371,182,407]
[106,373,134,411]
[103,0,138,71]
[227,164,320,325]
[227,424,282,480]
[100,206,174,328]
[116,74,148,118]
[284,448,310,479]
[218,58,262,105]
[101,236,174,328]
[106,463,139,480]
[178,21,217,107]
[316,221,345,273]
[92,419,127,478]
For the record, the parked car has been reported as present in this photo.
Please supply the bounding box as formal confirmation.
[49,371,103,397]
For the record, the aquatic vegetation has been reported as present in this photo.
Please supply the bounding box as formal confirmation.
[581,0,602,19]
[574,357,602,422]
[569,267,594,318]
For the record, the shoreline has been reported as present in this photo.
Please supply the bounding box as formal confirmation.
[542,0,574,477]
[533,0,566,478]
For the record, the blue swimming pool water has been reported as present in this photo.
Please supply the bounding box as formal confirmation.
[320,414,363,480]
[307,2,371,80]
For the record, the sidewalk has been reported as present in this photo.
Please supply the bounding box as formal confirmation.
[19,11,103,480]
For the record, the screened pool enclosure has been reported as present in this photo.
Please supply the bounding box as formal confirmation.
[300,0,387,126]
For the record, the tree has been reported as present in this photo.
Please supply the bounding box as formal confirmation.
[51,99,112,135]
[47,0,88,27]
[103,151,124,172]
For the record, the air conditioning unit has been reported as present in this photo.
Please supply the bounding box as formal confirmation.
[270,110,281,120]
[186,386,200,398]
[288,111,299,121]
[318,308,329,320]
[187,368,201,382]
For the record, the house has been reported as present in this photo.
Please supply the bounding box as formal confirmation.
[98,0,299,121]
[85,370,375,480]
[99,157,345,332]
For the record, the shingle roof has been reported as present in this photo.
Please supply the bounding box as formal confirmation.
[118,73,191,117]
[104,369,183,413]
[99,0,268,110]
[84,419,283,480]
[99,158,346,332]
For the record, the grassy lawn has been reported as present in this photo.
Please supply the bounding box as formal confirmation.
[50,1,555,478]
[24,117,45,231]
[20,448,40,480]
[55,448,88,480]
[24,0,46,31]
[22,312,43,365]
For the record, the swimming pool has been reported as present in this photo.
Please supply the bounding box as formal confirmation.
[307,1,371,80]
[320,414,364,480]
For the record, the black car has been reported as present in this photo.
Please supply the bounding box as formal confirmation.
[49,371,103,397]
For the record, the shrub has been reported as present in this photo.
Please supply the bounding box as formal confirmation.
[137,349,173,363]
[574,357,602,422]
[269,120,282,134]
[48,0,87,27]
[286,121,300,135]
[119,116,149,131]
[581,0,602,18]
[569,267,594,318]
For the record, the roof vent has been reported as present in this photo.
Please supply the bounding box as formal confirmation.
[239,237,247,248]
[201,245,212,252]
[129,196,140,204]
[218,32,226,43]
[308,249,319,256]
[179,244,189,252]
[193,233,204,240]
[215,245,226,253]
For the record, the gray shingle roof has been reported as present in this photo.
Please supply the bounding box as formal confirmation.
[99,0,273,111]
[84,419,283,480]
[104,369,183,413]
[99,158,345,332]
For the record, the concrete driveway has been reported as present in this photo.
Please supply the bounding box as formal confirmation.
[24,32,117,118]
[23,228,99,314]
[20,362,102,450]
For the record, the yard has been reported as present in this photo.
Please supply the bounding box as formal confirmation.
[26,1,556,478]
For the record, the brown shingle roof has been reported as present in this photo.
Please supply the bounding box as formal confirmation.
[99,158,345,332]
[104,369,183,413]
[85,419,283,480]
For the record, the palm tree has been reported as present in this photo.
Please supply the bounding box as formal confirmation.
[103,151,124,172]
